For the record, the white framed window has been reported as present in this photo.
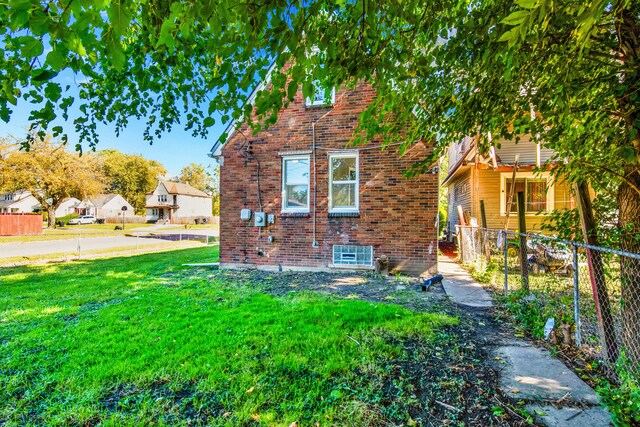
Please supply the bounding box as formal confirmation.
[2,193,14,201]
[282,155,310,212]
[158,194,167,203]
[306,80,335,107]
[500,172,554,215]
[333,245,373,267]
[329,153,359,213]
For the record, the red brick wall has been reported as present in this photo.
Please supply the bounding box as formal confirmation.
[219,82,438,275]
[0,213,43,236]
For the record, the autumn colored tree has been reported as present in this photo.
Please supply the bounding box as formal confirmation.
[98,150,167,215]
[0,135,104,227]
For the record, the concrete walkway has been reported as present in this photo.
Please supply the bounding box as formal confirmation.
[437,256,612,426]
[439,257,493,308]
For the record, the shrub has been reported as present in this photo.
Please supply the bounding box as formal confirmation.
[56,213,78,226]
[597,368,640,427]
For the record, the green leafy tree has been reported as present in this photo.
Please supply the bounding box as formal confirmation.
[0,135,104,227]
[98,150,166,215]
[2,1,639,362]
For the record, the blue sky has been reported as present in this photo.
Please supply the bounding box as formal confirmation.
[3,96,227,178]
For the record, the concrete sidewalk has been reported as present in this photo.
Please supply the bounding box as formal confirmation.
[438,255,611,426]
[439,257,493,308]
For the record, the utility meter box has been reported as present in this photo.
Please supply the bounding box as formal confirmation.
[240,209,252,220]
[254,212,266,227]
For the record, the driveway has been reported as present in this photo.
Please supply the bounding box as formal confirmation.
[0,236,171,259]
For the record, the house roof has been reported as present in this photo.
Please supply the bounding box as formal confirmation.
[160,181,211,198]
[0,190,34,208]
[90,194,120,208]
[442,140,477,186]
[208,60,279,158]
[0,199,18,208]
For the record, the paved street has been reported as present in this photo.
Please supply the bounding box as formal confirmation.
[0,235,174,259]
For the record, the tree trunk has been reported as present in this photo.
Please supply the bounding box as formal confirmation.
[575,182,618,364]
[618,166,640,366]
[47,207,56,229]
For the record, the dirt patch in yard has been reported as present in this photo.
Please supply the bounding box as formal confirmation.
[200,268,535,426]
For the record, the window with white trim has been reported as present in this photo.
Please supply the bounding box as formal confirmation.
[158,194,167,203]
[306,80,335,107]
[500,172,554,215]
[2,193,14,201]
[329,153,358,212]
[282,156,310,212]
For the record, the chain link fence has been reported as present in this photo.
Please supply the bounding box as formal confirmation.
[0,229,217,268]
[457,225,640,381]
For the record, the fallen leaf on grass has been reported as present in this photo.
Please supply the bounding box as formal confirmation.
[246,387,255,393]
[534,409,547,416]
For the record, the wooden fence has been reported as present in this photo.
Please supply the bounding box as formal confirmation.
[0,213,43,236]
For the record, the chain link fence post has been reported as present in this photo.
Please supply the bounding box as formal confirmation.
[502,230,509,293]
[77,229,81,260]
[573,244,582,348]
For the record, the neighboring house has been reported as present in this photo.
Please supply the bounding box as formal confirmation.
[54,198,82,217]
[89,194,133,219]
[0,190,40,214]
[209,78,439,276]
[442,134,574,237]
[145,182,212,223]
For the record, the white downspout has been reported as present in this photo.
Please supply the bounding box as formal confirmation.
[312,122,318,247]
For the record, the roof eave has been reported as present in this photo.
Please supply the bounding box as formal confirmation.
[208,59,279,156]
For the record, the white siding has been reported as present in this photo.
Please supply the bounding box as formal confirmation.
[100,195,133,218]
[175,195,212,218]
[54,198,81,217]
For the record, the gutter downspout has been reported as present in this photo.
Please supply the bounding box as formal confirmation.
[312,122,318,247]
[310,104,339,248]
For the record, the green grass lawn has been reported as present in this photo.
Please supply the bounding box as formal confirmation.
[0,223,218,243]
[1,247,456,426]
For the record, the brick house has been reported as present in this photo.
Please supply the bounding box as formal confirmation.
[210,77,439,276]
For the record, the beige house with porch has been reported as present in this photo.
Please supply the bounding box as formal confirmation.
[443,134,575,237]
[145,181,212,224]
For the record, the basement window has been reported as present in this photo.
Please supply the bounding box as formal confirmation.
[333,245,373,267]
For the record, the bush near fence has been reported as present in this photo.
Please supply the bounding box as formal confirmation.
[457,226,640,369]
[456,225,639,423]
[0,213,43,236]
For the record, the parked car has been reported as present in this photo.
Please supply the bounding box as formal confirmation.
[68,215,97,225]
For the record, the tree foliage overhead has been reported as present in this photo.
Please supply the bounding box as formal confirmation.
[3,0,640,387]
[98,149,166,215]
[0,134,104,227]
